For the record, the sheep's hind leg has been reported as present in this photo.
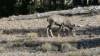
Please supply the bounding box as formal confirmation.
[57,25,63,37]
[63,26,70,36]
[71,28,76,37]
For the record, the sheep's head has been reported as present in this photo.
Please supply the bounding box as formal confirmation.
[64,23,76,31]
[47,16,54,24]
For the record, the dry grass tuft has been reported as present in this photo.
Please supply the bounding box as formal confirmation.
[26,32,38,37]
[41,43,58,52]
[61,43,77,52]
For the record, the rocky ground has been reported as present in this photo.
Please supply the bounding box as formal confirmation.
[0,6,100,56]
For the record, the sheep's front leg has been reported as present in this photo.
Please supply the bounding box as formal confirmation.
[49,29,54,37]
[47,25,53,37]
[47,28,53,37]
[55,23,62,37]
[47,28,49,37]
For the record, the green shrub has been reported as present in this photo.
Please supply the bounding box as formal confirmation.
[41,43,58,52]
[61,43,77,52]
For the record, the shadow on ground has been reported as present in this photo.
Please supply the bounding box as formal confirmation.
[77,38,100,49]
[76,26,100,35]
[2,26,100,37]
[2,27,69,37]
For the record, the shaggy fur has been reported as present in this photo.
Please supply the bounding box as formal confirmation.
[47,15,76,37]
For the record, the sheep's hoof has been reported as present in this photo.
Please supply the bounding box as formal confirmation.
[47,34,52,37]
[50,36,53,38]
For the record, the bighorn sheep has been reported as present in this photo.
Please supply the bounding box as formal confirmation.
[47,15,76,37]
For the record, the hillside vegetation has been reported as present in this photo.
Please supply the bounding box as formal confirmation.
[0,0,100,17]
[0,7,100,56]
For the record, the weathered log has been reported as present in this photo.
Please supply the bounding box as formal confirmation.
[6,6,100,20]
[0,16,100,30]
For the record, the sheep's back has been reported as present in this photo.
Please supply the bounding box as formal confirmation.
[48,15,68,24]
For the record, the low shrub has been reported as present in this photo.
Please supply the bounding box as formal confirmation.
[41,43,58,52]
[61,43,77,52]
